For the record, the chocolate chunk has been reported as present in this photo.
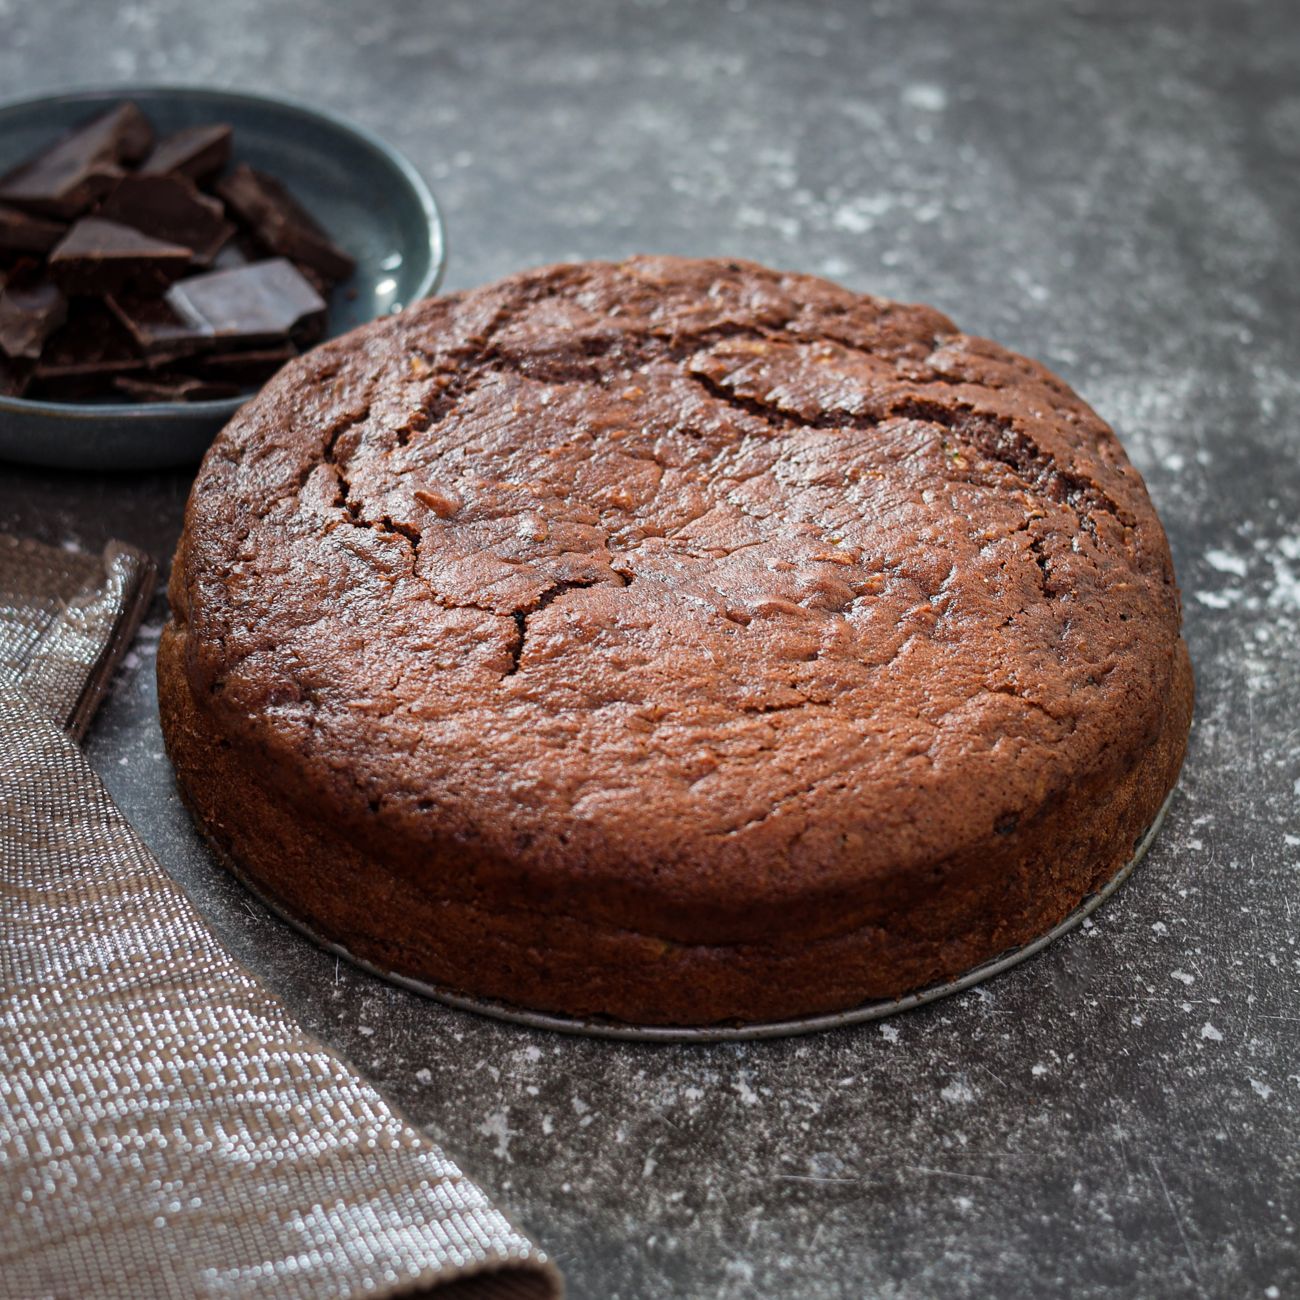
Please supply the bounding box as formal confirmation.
[165,258,326,347]
[113,371,242,402]
[188,341,297,386]
[0,203,66,255]
[97,175,233,266]
[139,124,232,184]
[105,292,213,360]
[0,102,153,219]
[49,217,192,295]
[4,103,350,405]
[289,261,337,307]
[0,275,67,359]
[288,287,327,347]
[0,352,33,397]
[217,165,355,284]
[210,239,254,272]
[34,300,145,381]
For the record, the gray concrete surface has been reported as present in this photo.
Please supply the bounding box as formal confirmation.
[2,1,1297,1295]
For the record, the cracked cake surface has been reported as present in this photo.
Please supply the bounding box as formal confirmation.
[159,256,1192,1025]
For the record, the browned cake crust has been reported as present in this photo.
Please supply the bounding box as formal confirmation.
[159,256,1193,1026]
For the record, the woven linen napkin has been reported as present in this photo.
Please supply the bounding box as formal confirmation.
[0,534,560,1300]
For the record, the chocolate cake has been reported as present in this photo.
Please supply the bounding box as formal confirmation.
[158,256,1193,1026]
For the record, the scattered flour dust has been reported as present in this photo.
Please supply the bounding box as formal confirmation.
[1267,534,1300,609]
[830,193,893,234]
[941,1079,976,1104]
[1204,547,1249,577]
[478,1110,513,1159]
[902,83,948,112]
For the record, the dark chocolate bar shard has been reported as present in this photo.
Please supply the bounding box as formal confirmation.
[113,371,242,402]
[97,175,233,266]
[0,203,66,255]
[5,102,350,405]
[105,292,213,360]
[48,217,192,295]
[165,258,326,347]
[217,165,355,283]
[188,341,296,386]
[291,261,333,299]
[0,352,33,397]
[210,239,254,272]
[0,102,153,219]
[139,123,232,184]
[0,275,67,359]
[34,300,146,380]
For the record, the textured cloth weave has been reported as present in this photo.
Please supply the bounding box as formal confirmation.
[0,534,559,1299]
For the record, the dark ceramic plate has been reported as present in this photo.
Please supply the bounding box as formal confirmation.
[0,85,445,471]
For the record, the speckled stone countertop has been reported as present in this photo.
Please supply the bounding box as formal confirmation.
[2,2,1297,1296]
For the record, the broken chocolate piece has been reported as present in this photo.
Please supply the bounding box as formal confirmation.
[34,300,145,381]
[289,260,338,308]
[105,292,213,360]
[166,258,326,347]
[139,123,232,184]
[210,239,254,272]
[97,175,233,266]
[187,341,297,386]
[48,218,192,295]
[217,165,355,283]
[0,102,153,219]
[113,371,242,402]
[2,101,351,405]
[0,352,33,397]
[0,275,67,359]
[0,203,66,256]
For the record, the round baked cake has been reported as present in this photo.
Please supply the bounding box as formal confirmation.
[159,256,1192,1027]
